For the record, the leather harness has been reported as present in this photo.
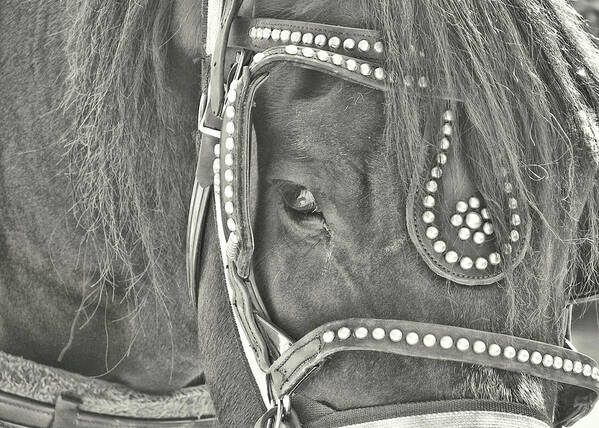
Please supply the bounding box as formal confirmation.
[188,0,599,427]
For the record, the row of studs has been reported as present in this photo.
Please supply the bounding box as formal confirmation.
[503,173,521,256]
[449,195,494,245]
[213,81,241,256]
[422,110,501,271]
[253,45,388,82]
[252,45,430,89]
[249,26,384,55]
[321,327,599,381]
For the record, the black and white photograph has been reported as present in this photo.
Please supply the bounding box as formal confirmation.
[2,0,599,427]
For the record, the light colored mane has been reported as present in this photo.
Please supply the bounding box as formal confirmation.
[61,1,196,305]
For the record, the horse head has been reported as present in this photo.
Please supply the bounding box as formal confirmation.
[187,0,599,426]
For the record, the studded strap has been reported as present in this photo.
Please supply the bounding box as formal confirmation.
[229,17,385,63]
[268,318,599,403]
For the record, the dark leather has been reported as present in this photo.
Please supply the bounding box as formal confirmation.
[266,318,599,409]
[229,17,385,62]
[209,0,243,114]
[405,145,531,286]
[0,390,218,428]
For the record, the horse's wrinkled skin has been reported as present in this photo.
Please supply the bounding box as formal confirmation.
[1,0,598,427]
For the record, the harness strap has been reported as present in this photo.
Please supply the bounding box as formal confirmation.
[267,318,599,420]
[0,390,218,428]
[209,0,243,114]
[228,18,385,62]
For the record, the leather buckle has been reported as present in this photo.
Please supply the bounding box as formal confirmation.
[198,92,222,139]
[51,393,81,428]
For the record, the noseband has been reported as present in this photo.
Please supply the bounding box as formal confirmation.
[188,1,599,426]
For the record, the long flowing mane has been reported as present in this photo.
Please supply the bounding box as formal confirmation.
[364,0,599,335]
[61,1,196,304]
[60,0,599,340]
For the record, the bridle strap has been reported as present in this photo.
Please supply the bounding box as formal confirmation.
[267,318,599,400]
[0,390,218,428]
[209,0,243,114]
[228,18,385,62]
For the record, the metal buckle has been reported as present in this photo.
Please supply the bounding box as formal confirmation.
[198,50,248,139]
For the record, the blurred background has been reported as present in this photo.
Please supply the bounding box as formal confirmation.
[570,2,599,426]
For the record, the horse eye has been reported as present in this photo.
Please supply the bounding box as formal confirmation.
[276,181,321,214]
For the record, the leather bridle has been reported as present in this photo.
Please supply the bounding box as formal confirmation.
[188,1,599,427]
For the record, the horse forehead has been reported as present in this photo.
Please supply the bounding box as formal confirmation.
[260,85,384,168]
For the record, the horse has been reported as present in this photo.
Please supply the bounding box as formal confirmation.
[2,0,599,427]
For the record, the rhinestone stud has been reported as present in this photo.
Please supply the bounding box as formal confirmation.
[456,201,468,213]
[317,50,329,62]
[440,137,450,150]
[504,346,516,359]
[517,349,530,363]
[426,226,439,240]
[422,211,435,224]
[431,166,443,178]
[423,334,436,347]
[337,327,351,340]
[456,338,470,351]
[488,344,501,357]
[358,39,370,52]
[473,232,486,245]
[343,38,356,50]
[302,32,314,45]
[406,332,419,345]
[328,36,341,49]
[440,336,453,349]
[389,329,403,342]
[355,327,368,339]
[314,34,327,47]
[433,241,447,253]
[346,59,358,71]
[553,356,564,370]
[458,228,471,241]
[563,359,573,373]
[473,340,486,354]
[372,328,385,340]
[323,331,335,343]
[226,218,236,232]
[475,257,488,271]
[465,212,483,230]
[374,68,386,80]
[445,251,459,264]
[460,257,474,270]
[450,214,464,227]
